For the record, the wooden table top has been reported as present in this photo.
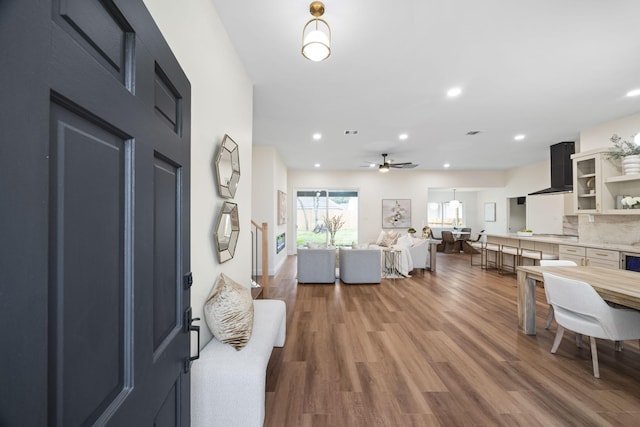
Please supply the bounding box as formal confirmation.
[517,265,640,311]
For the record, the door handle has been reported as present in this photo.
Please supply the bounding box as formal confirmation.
[184,307,201,372]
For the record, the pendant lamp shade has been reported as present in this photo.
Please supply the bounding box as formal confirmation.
[449,189,461,208]
[302,2,331,61]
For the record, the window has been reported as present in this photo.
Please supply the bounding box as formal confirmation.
[296,190,358,246]
[428,201,464,227]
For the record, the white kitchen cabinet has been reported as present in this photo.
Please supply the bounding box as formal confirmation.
[559,244,620,269]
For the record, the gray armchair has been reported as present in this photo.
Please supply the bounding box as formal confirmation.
[297,248,336,284]
[339,247,382,284]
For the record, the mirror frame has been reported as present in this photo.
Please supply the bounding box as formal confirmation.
[215,134,240,199]
[214,201,240,263]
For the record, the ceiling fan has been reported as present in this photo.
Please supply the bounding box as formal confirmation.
[364,153,418,172]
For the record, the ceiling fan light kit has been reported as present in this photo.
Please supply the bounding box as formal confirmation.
[302,1,331,62]
[376,153,418,172]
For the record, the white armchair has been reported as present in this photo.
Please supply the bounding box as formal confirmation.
[407,239,430,271]
[297,248,336,284]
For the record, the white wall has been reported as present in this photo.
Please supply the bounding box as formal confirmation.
[580,112,640,152]
[145,0,253,347]
[287,169,506,250]
[252,146,288,275]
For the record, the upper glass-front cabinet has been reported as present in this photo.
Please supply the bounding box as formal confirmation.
[572,148,640,214]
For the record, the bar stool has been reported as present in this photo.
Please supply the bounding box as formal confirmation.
[500,244,520,275]
[484,242,501,270]
[520,249,558,267]
[469,230,486,266]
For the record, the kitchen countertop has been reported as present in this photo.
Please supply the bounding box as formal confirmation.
[486,233,640,253]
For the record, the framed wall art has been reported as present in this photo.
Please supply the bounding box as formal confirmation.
[484,202,496,222]
[382,199,411,228]
[277,190,287,225]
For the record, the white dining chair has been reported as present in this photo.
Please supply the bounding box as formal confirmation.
[542,272,640,378]
[539,260,577,329]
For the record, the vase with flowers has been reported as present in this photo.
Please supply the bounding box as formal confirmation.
[323,214,345,246]
[606,134,640,175]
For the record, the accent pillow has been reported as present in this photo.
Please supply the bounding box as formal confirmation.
[377,230,399,247]
[204,273,254,351]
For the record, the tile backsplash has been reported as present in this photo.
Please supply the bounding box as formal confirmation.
[578,214,640,246]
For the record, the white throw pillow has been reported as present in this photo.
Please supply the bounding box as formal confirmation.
[204,273,254,351]
[376,230,399,247]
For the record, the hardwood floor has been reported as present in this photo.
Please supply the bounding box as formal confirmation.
[262,253,640,426]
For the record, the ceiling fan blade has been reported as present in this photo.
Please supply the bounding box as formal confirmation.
[390,162,413,166]
[390,163,418,168]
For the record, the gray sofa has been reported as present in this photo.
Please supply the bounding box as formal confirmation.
[338,247,382,284]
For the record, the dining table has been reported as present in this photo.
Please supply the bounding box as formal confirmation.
[451,230,471,239]
[516,265,640,335]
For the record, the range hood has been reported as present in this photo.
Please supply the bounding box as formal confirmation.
[529,141,575,195]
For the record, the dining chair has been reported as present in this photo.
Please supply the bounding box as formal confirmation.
[539,260,577,329]
[460,227,472,241]
[542,272,640,378]
[441,231,459,253]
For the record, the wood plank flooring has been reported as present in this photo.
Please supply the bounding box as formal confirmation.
[262,252,640,426]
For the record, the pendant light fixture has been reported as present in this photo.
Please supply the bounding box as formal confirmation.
[449,189,461,209]
[302,1,331,62]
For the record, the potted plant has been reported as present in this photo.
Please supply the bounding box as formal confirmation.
[323,214,345,246]
[407,227,416,236]
[607,134,640,175]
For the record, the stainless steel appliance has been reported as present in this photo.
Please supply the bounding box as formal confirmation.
[621,252,640,272]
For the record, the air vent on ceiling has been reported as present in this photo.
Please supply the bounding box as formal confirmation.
[466,130,481,135]
[344,130,358,135]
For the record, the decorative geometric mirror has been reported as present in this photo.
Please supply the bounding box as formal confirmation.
[215,134,240,199]
[214,201,240,263]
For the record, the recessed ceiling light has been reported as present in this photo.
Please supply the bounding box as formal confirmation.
[369,163,376,168]
[514,134,526,141]
[443,163,451,168]
[447,87,462,97]
[626,89,640,97]
[399,133,408,140]
[312,133,322,140]
[314,163,321,168]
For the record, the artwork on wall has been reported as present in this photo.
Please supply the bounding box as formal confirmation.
[484,202,496,222]
[276,232,285,254]
[382,199,411,228]
[277,190,287,225]
[215,134,240,199]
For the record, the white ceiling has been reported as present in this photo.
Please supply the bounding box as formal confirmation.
[210,0,640,171]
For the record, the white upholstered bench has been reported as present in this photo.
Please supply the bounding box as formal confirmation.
[191,299,286,427]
